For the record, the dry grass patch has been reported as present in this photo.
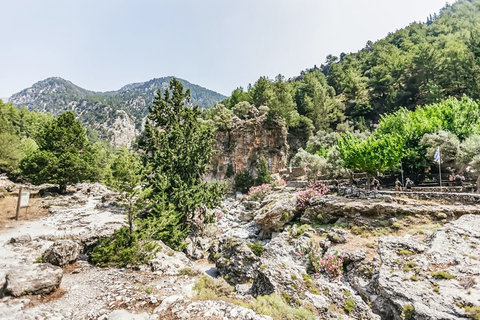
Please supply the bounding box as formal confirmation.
[0,190,49,228]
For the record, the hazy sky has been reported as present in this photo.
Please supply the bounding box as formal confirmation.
[1,0,449,98]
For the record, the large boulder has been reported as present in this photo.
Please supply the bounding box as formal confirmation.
[5,263,63,297]
[254,193,297,233]
[148,244,193,276]
[9,234,32,245]
[213,237,261,285]
[43,240,80,266]
[372,214,480,320]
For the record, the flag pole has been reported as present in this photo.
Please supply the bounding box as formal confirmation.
[438,149,442,190]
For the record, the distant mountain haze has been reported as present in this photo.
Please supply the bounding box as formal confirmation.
[8,77,226,147]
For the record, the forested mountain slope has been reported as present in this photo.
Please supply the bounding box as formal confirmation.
[219,0,480,136]
[9,77,226,144]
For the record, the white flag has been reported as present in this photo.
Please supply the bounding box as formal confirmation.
[434,147,440,164]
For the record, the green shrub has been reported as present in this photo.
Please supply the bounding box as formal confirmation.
[235,170,254,193]
[465,306,480,320]
[402,304,415,319]
[250,293,316,320]
[431,271,455,279]
[90,226,159,267]
[193,275,234,300]
[178,268,199,276]
[255,156,271,185]
[34,254,44,263]
[248,241,265,257]
[344,298,355,313]
[391,222,402,230]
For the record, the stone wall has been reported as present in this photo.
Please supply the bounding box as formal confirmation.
[206,116,288,181]
[338,186,480,205]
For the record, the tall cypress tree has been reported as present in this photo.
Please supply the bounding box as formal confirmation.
[139,78,225,249]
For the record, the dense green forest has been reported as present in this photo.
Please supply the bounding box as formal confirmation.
[213,0,480,133]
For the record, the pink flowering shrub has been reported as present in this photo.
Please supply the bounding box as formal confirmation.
[300,241,343,280]
[296,181,329,210]
[248,183,272,201]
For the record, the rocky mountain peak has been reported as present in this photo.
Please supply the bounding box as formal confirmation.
[8,77,226,147]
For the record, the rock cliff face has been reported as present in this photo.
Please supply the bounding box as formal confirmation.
[207,116,288,182]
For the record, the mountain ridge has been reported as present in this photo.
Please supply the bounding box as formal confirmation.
[8,76,227,147]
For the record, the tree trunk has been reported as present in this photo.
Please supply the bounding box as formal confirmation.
[59,184,67,194]
[477,176,480,194]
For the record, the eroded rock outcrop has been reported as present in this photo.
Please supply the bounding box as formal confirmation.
[254,192,297,233]
[207,116,288,183]
[372,214,480,319]
[155,298,273,320]
[213,237,261,285]
[304,194,480,227]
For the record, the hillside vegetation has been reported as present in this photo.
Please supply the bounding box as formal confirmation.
[216,0,480,134]
[8,76,226,142]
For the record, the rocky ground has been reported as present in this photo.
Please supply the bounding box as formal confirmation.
[0,182,479,319]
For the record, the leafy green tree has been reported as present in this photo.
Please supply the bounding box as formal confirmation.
[0,133,25,173]
[20,111,93,193]
[306,130,339,155]
[107,147,143,237]
[211,104,233,131]
[459,134,480,166]
[291,148,328,181]
[266,75,299,127]
[139,78,225,249]
[337,133,405,188]
[90,141,116,182]
[232,101,255,120]
[224,87,253,109]
[457,133,480,191]
[250,76,273,108]
[296,70,345,131]
[420,130,460,165]
[255,156,271,185]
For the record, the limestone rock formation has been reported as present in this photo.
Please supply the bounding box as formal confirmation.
[213,237,261,285]
[5,263,63,297]
[253,192,297,233]
[155,298,273,320]
[9,234,32,245]
[43,240,80,266]
[372,214,480,319]
[148,245,193,276]
[207,116,288,184]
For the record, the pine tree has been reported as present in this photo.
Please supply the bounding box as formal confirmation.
[20,111,93,193]
[139,78,225,249]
